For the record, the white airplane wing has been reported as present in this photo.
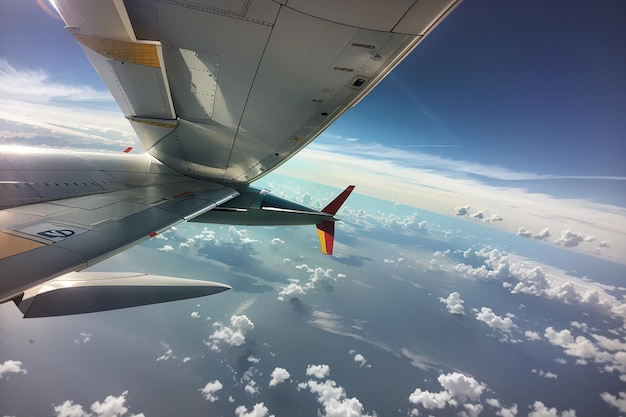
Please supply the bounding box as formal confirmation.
[53,0,461,183]
[0,0,461,316]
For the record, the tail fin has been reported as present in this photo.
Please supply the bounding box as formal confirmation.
[316,185,355,255]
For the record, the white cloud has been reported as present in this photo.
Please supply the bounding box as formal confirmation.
[535,228,551,240]
[156,341,175,362]
[277,265,345,301]
[0,360,27,379]
[157,245,174,252]
[234,402,274,417]
[199,380,223,402]
[409,372,485,413]
[247,356,260,364]
[455,206,470,216]
[517,227,532,238]
[525,331,541,341]
[437,372,485,402]
[306,364,330,379]
[554,229,594,248]
[53,391,144,417]
[269,367,290,387]
[270,238,284,248]
[191,312,200,318]
[531,369,558,379]
[90,391,131,417]
[476,307,515,333]
[353,354,367,367]
[245,380,259,395]
[409,389,451,410]
[278,142,626,263]
[600,392,626,414]
[53,400,91,417]
[440,248,626,324]
[304,379,376,417]
[528,401,577,417]
[440,292,465,315]
[207,315,255,349]
[229,226,260,248]
[0,60,112,103]
[0,130,37,139]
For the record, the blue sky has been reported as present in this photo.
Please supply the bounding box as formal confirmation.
[323,0,626,177]
[0,0,625,261]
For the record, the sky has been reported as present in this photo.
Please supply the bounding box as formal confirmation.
[1,0,624,262]
[1,2,626,416]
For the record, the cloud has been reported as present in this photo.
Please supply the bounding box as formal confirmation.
[229,226,260,248]
[277,265,345,301]
[0,60,113,103]
[525,331,541,341]
[73,332,92,344]
[600,392,626,414]
[247,356,260,364]
[270,238,284,249]
[156,341,176,362]
[528,401,577,417]
[518,227,551,240]
[543,326,626,380]
[0,360,27,379]
[486,398,518,417]
[207,315,255,350]
[191,312,200,318]
[409,372,485,413]
[531,369,558,379]
[245,379,259,395]
[535,228,551,240]
[157,245,174,252]
[53,391,144,417]
[306,364,330,379]
[0,130,37,139]
[440,292,465,315]
[455,206,470,216]
[269,367,290,387]
[439,247,626,324]
[353,353,367,367]
[304,379,376,417]
[475,307,515,333]
[554,229,594,248]
[235,402,274,417]
[199,380,223,402]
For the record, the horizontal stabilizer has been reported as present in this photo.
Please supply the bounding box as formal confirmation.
[15,272,230,318]
[316,221,335,255]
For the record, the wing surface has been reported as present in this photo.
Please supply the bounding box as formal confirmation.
[52,0,461,183]
[0,181,238,303]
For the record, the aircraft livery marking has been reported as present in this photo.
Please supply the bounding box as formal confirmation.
[14,222,88,243]
[37,229,76,239]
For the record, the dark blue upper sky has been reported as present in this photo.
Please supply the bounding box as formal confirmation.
[325,0,626,177]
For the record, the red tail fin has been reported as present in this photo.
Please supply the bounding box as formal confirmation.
[316,185,354,255]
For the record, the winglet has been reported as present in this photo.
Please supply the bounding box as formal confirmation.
[316,185,355,255]
[321,185,355,215]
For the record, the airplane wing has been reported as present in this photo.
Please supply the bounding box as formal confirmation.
[0,1,461,316]
[52,0,461,183]
[0,148,238,309]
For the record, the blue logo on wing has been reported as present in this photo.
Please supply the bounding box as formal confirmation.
[37,229,76,239]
